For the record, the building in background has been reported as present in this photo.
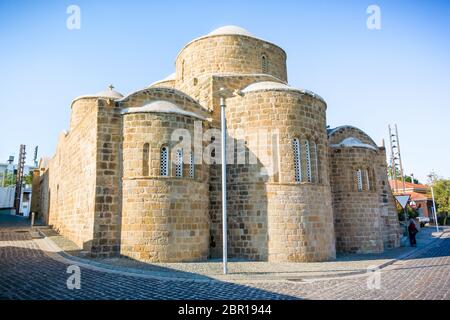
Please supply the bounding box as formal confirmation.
[389,180,434,219]
[0,161,35,215]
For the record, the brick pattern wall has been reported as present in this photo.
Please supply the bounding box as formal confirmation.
[176,34,287,96]
[120,112,210,262]
[375,148,402,248]
[43,98,98,250]
[90,99,123,257]
[329,146,384,254]
[208,89,336,262]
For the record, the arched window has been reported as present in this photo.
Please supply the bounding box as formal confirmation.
[304,140,312,183]
[143,143,149,176]
[261,55,268,73]
[160,146,169,176]
[312,141,319,183]
[356,169,363,191]
[292,138,301,182]
[175,149,183,178]
[189,153,194,178]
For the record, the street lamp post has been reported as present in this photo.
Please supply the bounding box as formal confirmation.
[218,88,228,275]
[431,186,439,232]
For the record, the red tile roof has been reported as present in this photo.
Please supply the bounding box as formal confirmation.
[389,180,429,190]
[409,191,429,201]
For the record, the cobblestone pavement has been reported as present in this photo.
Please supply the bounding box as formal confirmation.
[1,215,449,299]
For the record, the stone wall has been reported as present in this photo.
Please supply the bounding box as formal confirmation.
[120,111,210,262]
[208,88,336,262]
[175,34,287,102]
[375,148,402,248]
[30,169,40,216]
[43,97,99,250]
[329,146,384,253]
[90,99,123,257]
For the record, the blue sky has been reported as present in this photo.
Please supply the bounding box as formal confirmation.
[0,0,449,182]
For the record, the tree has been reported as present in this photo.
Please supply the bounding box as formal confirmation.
[1,172,16,187]
[387,165,401,180]
[431,179,450,226]
[23,172,33,186]
[404,175,420,184]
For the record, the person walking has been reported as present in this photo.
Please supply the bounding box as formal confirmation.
[408,219,419,247]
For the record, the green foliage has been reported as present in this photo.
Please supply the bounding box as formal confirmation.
[1,172,15,186]
[1,171,33,187]
[397,206,418,221]
[404,175,420,184]
[388,165,401,180]
[23,172,33,186]
[432,178,450,225]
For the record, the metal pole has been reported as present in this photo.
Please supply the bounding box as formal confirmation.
[388,125,398,192]
[220,94,228,275]
[31,212,35,227]
[431,186,439,232]
[395,124,406,193]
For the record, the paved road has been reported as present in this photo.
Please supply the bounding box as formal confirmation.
[0,215,449,300]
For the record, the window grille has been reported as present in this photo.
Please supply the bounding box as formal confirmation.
[175,149,183,177]
[189,153,194,178]
[293,138,301,182]
[305,140,312,183]
[356,169,363,191]
[160,146,169,176]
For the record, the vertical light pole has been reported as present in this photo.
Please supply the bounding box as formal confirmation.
[431,186,439,232]
[219,88,228,275]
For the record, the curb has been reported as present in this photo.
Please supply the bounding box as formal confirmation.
[34,228,449,284]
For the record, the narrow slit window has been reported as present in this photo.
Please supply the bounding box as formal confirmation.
[143,143,149,176]
[305,140,312,183]
[189,153,194,178]
[365,169,371,191]
[261,55,268,73]
[175,149,183,178]
[356,169,363,191]
[160,146,169,176]
[312,141,319,183]
[292,138,301,182]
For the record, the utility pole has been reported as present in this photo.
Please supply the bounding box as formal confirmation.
[430,186,439,232]
[389,124,408,230]
[395,124,406,193]
[14,145,26,215]
[388,125,398,192]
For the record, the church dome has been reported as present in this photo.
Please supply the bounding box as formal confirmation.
[208,25,253,37]
[94,85,124,99]
[148,72,176,87]
[241,81,326,103]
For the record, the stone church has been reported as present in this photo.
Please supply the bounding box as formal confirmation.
[36,26,401,263]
